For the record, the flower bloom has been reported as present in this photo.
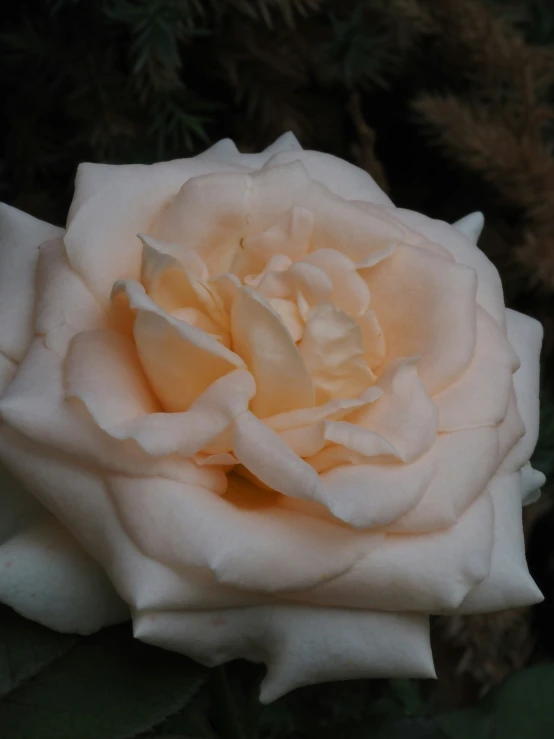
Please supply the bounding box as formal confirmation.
[0,133,544,701]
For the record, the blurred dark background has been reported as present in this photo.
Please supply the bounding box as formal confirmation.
[2,0,554,715]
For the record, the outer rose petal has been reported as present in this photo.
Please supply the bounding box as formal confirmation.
[363,244,478,394]
[498,309,542,474]
[35,239,107,356]
[108,473,379,593]
[64,158,246,302]
[454,473,542,613]
[134,606,434,703]
[0,517,128,633]
[433,307,518,431]
[0,426,265,613]
[287,489,494,612]
[392,208,507,331]
[0,435,127,633]
[0,203,64,361]
[197,131,393,206]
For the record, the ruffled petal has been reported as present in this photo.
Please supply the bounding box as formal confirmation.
[347,358,438,462]
[0,352,16,394]
[134,606,433,703]
[318,459,432,529]
[392,209,507,331]
[299,303,375,402]
[301,249,370,316]
[0,426,260,614]
[233,411,322,500]
[363,244,477,394]
[433,307,517,431]
[0,203,63,361]
[388,426,499,532]
[117,280,244,412]
[0,516,128,633]
[231,287,314,416]
[35,239,106,357]
[454,473,543,613]
[109,473,377,594]
[66,328,255,459]
[291,489,494,612]
[498,309,542,473]
[65,158,242,301]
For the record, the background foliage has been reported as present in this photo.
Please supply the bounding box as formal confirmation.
[2,0,554,737]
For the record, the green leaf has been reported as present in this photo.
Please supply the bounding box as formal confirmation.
[0,616,207,739]
[437,665,554,739]
[0,605,78,699]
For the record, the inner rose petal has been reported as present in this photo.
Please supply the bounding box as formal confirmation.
[113,280,244,412]
[299,303,375,403]
[363,244,478,394]
[231,287,314,417]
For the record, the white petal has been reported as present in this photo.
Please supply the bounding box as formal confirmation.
[364,244,477,394]
[118,280,244,412]
[455,473,543,613]
[520,462,545,505]
[498,309,543,473]
[35,239,106,356]
[0,517,127,633]
[66,328,255,459]
[434,307,517,431]
[231,287,314,417]
[263,148,393,206]
[347,358,438,462]
[393,209,506,331]
[453,212,484,243]
[134,606,434,703]
[0,352,16,394]
[65,159,243,302]
[292,490,494,612]
[0,203,63,360]
[109,473,375,593]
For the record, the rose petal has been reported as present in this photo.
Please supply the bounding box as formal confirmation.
[302,183,402,261]
[292,489,494,612]
[109,473,376,593]
[65,158,242,301]
[498,309,542,473]
[0,203,63,361]
[117,280,244,412]
[393,209,506,331]
[231,287,314,417]
[66,329,255,459]
[0,426,259,613]
[0,338,222,482]
[363,244,477,394]
[358,309,386,369]
[347,357,439,463]
[434,306,518,431]
[35,239,106,357]
[300,249,371,316]
[263,146,393,206]
[299,303,375,402]
[0,517,128,633]
[454,473,543,613]
[234,411,322,501]
[318,459,433,529]
[388,426,499,532]
[0,352,16,394]
[134,607,433,703]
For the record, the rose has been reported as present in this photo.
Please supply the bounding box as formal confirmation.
[0,133,544,701]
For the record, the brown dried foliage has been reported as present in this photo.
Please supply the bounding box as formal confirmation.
[410,0,554,290]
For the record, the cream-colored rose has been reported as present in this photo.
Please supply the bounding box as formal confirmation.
[0,133,544,701]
